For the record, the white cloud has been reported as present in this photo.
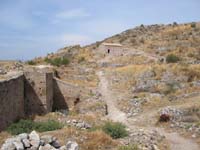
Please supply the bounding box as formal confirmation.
[56,8,90,20]
[61,34,93,46]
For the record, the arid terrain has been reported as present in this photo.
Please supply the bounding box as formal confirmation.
[0,22,200,150]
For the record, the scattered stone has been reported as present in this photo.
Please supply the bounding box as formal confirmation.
[13,141,24,150]
[19,133,29,140]
[1,131,79,150]
[29,131,40,149]
[22,139,31,148]
[51,140,61,148]
[122,128,164,150]
[39,144,56,150]
[1,138,16,150]
[0,68,7,75]
[59,146,67,150]
[66,119,92,130]
[40,135,53,144]
[192,134,196,138]
[66,141,79,150]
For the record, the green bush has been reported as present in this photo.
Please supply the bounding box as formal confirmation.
[102,121,128,139]
[45,57,69,66]
[166,54,180,63]
[118,145,139,150]
[191,23,196,28]
[27,60,36,65]
[7,119,63,135]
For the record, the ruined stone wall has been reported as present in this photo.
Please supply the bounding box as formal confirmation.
[0,74,24,130]
[0,65,90,131]
[24,67,53,115]
[53,78,87,111]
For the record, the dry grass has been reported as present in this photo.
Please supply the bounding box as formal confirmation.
[0,131,11,146]
[40,127,118,150]
[82,130,118,150]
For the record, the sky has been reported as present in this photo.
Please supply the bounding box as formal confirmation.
[0,0,199,60]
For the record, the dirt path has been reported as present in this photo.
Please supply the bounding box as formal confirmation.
[97,70,200,150]
[156,128,199,150]
[97,71,127,123]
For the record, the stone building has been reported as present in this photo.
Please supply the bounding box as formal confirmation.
[99,43,124,56]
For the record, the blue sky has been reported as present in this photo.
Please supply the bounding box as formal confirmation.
[0,0,199,60]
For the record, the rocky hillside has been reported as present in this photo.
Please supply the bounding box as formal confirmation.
[88,22,200,62]
[1,21,200,150]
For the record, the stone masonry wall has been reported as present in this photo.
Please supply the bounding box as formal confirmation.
[24,67,53,115]
[0,74,25,131]
[0,66,87,131]
[53,78,83,111]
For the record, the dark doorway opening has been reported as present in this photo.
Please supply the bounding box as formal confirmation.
[107,49,110,54]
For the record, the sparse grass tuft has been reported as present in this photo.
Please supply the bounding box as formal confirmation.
[118,145,139,150]
[191,23,196,28]
[27,60,36,65]
[45,57,69,66]
[102,121,128,139]
[7,119,63,135]
[166,54,180,63]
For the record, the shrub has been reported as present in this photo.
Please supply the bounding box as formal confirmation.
[118,145,139,150]
[102,122,128,139]
[7,120,34,135]
[191,23,196,28]
[34,120,63,132]
[7,119,63,135]
[27,60,36,65]
[173,22,178,26]
[159,114,170,122]
[45,57,70,66]
[166,54,180,63]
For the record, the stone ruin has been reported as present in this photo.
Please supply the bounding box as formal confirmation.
[0,65,82,131]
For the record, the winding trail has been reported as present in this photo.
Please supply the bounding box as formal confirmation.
[97,71,127,123]
[97,70,200,150]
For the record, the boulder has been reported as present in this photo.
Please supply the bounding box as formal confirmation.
[1,138,16,150]
[39,144,57,150]
[76,122,85,129]
[18,133,29,140]
[13,141,24,150]
[22,139,31,148]
[59,146,67,150]
[29,131,40,149]
[40,135,53,144]
[66,141,79,150]
[51,140,61,148]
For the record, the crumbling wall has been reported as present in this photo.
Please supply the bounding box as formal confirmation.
[0,74,24,130]
[24,67,53,115]
[53,78,83,111]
